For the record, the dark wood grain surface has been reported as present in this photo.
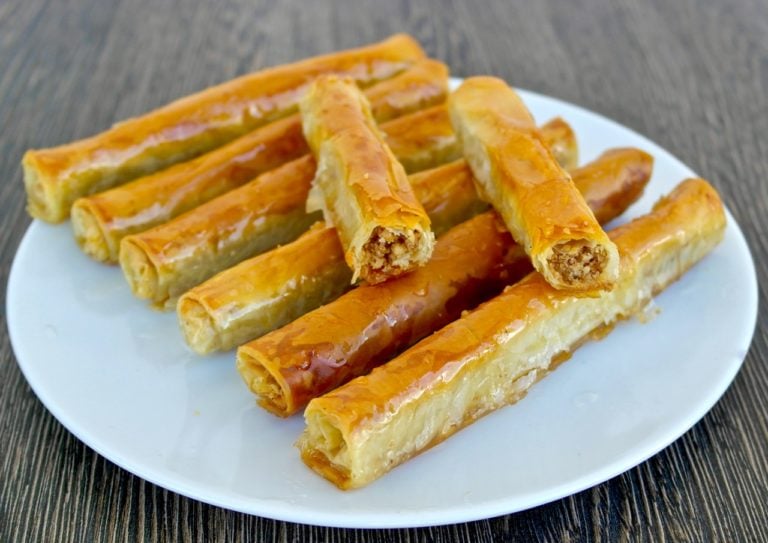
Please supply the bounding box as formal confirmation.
[2,0,766,540]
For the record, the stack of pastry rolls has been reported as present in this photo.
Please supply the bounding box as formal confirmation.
[288,77,725,488]
[24,34,426,223]
[22,37,727,491]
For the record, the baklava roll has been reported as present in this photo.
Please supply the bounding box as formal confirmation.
[23,34,424,223]
[299,178,726,489]
[181,147,648,355]
[73,59,448,263]
[449,76,619,291]
[235,148,652,414]
[121,156,319,308]
[301,76,434,284]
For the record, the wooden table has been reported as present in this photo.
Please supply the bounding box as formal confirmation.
[2,0,766,540]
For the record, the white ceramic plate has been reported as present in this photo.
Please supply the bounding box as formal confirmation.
[7,80,758,528]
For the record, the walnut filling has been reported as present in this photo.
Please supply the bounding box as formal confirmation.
[547,240,608,285]
[361,226,424,281]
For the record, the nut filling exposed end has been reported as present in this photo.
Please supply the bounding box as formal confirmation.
[361,226,424,281]
[547,240,609,285]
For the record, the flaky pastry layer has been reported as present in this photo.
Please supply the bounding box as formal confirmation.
[298,178,725,489]
[119,157,319,307]
[180,223,352,354]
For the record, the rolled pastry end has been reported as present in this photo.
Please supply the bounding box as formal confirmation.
[540,237,620,291]
[236,350,292,417]
[71,199,114,263]
[119,237,160,301]
[356,225,435,284]
[176,296,220,355]
[298,410,353,489]
[22,153,63,223]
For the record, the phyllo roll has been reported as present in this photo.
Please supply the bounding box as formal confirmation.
[23,34,425,223]
[298,178,726,489]
[177,121,598,353]
[121,157,319,308]
[301,76,434,284]
[235,148,652,414]
[449,76,619,291]
[73,59,448,263]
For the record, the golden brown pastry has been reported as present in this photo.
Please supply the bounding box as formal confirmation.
[175,122,592,352]
[298,178,726,489]
[362,59,449,122]
[449,76,619,291]
[23,34,425,223]
[121,156,319,308]
[72,59,449,263]
[301,75,434,284]
[382,106,462,173]
[235,148,652,414]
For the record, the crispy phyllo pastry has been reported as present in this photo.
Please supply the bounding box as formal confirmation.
[176,124,596,352]
[362,59,448,122]
[235,148,652,414]
[23,34,425,223]
[301,76,434,283]
[298,178,726,489]
[449,76,619,291]
[72,60,448,263]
